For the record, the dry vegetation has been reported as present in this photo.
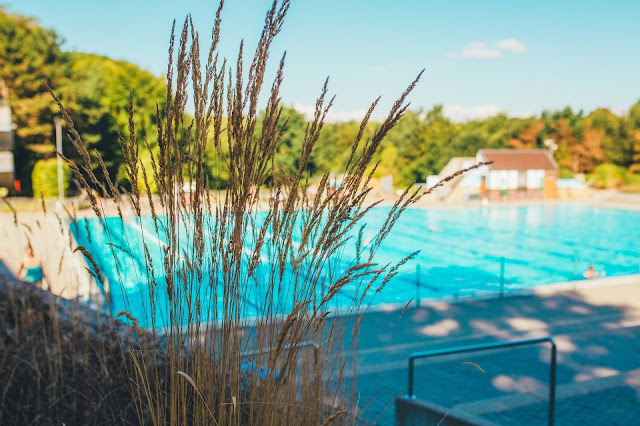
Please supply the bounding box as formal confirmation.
[0,276,141,424]
[0,1,484,424]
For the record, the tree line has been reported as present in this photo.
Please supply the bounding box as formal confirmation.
[2,8,639,196]
[1,8,165,196]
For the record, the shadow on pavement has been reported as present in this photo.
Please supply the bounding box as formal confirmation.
[334,280,640,425]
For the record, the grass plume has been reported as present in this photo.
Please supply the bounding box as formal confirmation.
[31,1,456,424]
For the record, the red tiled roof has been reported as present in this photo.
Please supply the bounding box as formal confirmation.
[478,149,558,171]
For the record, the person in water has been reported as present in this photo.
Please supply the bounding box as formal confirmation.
[583,265,598,280]
[17,246,46,289]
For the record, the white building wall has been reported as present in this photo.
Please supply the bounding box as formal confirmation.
[0,104,12,132]
[488,170,513,190]
[426,175,440,188]
[508,170,519,189]
[487,170,500,190]
[488,169,534,190]
[526,169,545,189]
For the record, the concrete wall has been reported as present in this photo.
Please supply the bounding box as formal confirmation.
[0,130,12,150]
[486,188,542,201]
[0,171,13,188]
[0,211,106,305]
[395,397,497,426]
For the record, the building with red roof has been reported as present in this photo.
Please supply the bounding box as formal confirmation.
[476,149,558,201]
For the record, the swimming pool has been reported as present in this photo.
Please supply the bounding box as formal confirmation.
[72,205,640,327]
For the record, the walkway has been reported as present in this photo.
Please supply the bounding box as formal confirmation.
[341,275,640,425]
[0,210,97,300]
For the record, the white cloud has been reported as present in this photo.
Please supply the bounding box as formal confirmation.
[496,38,528,54]
[442,104,506,122]
[511,110,535,119]
[293,103,376,123]
[450,41,502,59]
[612,106,629,117]
[447,39,528,60]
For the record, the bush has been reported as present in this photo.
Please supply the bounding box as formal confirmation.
[31,158,71,197]
[558,167,574,179]
[588,163,638,189]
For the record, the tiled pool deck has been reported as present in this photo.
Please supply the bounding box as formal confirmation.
[344,274,640,425]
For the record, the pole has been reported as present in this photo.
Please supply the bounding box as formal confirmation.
[416,264,421,308]
[407,357,415,399]
[500,257,505,297]
[54,116,63,201]
[549,342,557,426]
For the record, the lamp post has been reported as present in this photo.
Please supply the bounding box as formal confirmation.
[544,139,557,153]
[54,116,63,201]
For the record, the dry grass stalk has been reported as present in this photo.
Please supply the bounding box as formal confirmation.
[1,197,17,226]
[35,0,484,424]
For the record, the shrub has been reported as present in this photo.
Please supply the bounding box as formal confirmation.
[558,167,574,179]
[589,163,638,189]
[31,158,71,197]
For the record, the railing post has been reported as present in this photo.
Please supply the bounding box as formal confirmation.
[500,257,505,297]
[416,264,421,308]
[407,357,415,399]
[549,340,557,426]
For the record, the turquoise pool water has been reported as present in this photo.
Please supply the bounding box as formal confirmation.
[72,205,640,327]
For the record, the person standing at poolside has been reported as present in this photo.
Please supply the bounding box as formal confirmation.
[17,246,46,289]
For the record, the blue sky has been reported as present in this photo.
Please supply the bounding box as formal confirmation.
[5,0,640,122]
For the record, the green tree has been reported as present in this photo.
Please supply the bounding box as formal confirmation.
[58,53,166,184]
[384,110,424,185]
[313,120,375,174]
[585,108,627,168]
[0,8,67,192]
[204,118,230,189]
[627,101,640,173]
[0,10,166,194]
[508,119,544,149]
[274,106,308,176]
[415,106,455,177]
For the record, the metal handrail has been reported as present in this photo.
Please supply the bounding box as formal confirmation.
[406,336,557,426]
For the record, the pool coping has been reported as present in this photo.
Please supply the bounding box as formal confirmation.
[160,273,640,332]
[357,273,640,316]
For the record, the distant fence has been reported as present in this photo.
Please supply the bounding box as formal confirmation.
[2,196,84,208]
[402,249,640,308]
[2,196,38,205]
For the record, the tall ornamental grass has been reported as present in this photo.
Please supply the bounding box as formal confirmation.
[45,1,479,424]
